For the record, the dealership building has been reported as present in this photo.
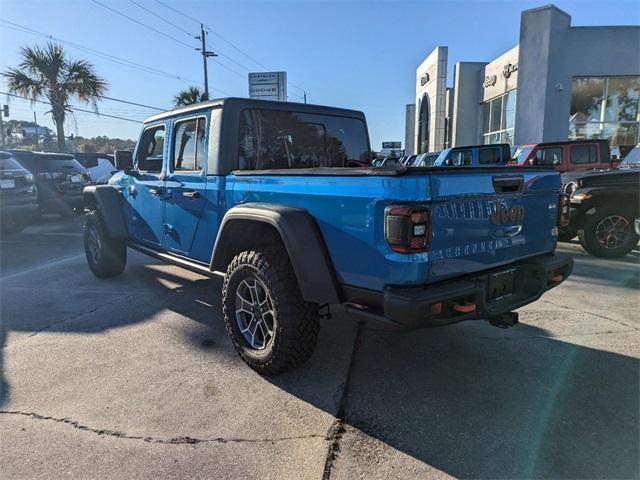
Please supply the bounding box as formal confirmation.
[405,4,640,157]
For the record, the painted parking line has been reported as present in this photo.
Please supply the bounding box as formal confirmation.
[0,254,85,282]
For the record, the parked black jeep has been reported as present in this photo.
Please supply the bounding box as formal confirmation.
[8,150,91,218]
[561,158,639,257]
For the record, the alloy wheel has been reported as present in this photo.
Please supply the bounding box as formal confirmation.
[235,277,275,350]
[595,215,631,250]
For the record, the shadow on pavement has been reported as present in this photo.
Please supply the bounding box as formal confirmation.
[271,320,640,479]
[1,222,638,479]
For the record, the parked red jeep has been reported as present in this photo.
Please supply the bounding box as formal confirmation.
[509,139,618,172]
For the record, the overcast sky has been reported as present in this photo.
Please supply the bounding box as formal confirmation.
[1,0,638,147]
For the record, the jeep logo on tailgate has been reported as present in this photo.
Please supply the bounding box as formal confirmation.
[490,203,525,225]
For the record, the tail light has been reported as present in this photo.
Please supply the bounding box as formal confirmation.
[558,194,570,227]
[385,205,431,253]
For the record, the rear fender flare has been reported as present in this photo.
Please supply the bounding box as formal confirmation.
[210,203,341,304]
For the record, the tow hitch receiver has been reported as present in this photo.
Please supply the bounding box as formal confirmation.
[488,311,519,329]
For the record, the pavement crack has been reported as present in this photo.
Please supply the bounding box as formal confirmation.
[0,410,327,445]
[540,300,639,330]
[322,321,363,480]
[27,294,136,338]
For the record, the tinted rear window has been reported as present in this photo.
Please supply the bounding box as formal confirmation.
[570,144,597,164]
[0,158,22,170]
[13,154,85,173]
[479,147,501,164]
[238,109,370,170]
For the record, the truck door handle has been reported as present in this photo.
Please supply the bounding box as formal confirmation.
[182,191,201,199]
[148,186,162,196]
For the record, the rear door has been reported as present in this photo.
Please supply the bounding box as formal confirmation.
[427,169,559,283]
[162,114,208,256]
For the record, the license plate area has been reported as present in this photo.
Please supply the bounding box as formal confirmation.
[0,179,16,189]
[488,267,516,300]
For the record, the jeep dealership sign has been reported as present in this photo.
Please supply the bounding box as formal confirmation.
[248,72,287,101]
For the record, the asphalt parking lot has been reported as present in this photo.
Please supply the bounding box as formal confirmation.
[0,216,638,479]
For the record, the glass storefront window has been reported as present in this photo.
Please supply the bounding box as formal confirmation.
[490,97,503,132]
[504,90,517,130]
[605,77,640,123]
[570,76,640,155]
[570,77,605,122]
[481,89,516,145]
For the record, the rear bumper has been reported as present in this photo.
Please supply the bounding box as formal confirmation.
[346,253,573,329]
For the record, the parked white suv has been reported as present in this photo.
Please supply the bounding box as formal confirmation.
[73,153,118,184]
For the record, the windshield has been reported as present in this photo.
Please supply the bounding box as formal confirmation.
[509,146,533,164]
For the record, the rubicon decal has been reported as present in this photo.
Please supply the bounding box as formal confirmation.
[490,203,525,225]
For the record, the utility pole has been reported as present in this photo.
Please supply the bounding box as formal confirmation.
[303,92,307,104]
[197,24,217,101]
[0,104,7,148]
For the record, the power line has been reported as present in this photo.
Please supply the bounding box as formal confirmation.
[151,0,307,94]
[128,0,193,36]
[0,20,201,85]
[102,96,166,111]
[0,20,235,98]
[1,92,143,123]
[91,0,196,50]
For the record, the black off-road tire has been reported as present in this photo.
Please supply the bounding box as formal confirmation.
[222,247,319,375]
[578,207,638,258]
[84,210,127,278]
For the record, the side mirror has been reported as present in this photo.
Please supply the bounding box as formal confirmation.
[114,150,133,171]
[445,158,454,166]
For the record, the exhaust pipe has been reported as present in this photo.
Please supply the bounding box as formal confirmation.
[488,311,519,329]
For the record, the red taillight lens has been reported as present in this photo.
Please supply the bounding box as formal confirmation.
[385,205,431,253]
[558,194,570,227]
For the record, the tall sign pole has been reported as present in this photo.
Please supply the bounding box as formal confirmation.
[197,24,217,101]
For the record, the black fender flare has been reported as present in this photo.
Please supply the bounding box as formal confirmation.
[83,185,128,240]
[210,203,342,304]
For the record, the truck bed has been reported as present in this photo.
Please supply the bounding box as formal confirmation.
[228,166,561,291]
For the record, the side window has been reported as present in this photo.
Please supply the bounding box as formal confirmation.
[478,147,500,164]
[172,117,206,172]
[570,144,597,164]
[136,125,165,173]
[237,109,370,170]
[535,147,562,165]
[450,150,472,166]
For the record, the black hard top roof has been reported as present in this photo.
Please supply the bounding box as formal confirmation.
[144,97,367,124]
[450,143,511,150]
[5,149,75,160]
[535,139,610,148]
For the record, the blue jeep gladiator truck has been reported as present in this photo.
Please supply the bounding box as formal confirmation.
[83,98,572,374]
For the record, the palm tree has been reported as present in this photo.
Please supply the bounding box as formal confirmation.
[2,43,107,152]
[174,86,207,107]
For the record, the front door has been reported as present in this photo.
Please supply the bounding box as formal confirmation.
[162,115,208,256]
[127,123,167,248]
